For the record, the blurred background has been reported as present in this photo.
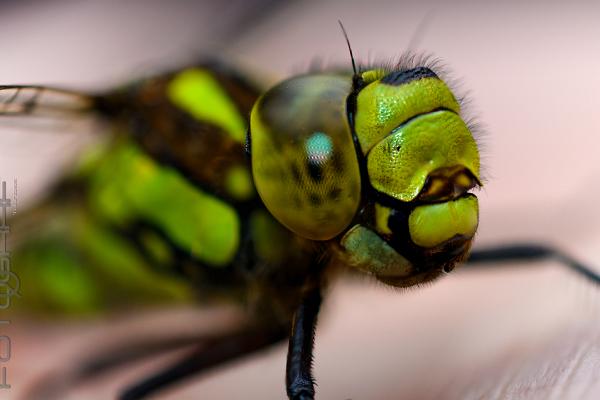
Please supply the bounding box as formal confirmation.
[1,0,599,399]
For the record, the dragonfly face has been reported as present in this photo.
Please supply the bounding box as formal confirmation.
[250,65,481,288]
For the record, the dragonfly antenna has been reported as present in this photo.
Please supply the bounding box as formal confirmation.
[338,20,357,75]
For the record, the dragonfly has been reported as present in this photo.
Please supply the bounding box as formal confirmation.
[2,7,600,400]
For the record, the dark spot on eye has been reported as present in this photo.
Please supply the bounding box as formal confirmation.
[309,193,322,206]
[328,187,342,200]
[291,163,302,182]
[332,152,344,172]
[307,161,323,182]
[395,145,401,152]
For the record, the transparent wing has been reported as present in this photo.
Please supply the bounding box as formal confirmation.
[0,85,94,117]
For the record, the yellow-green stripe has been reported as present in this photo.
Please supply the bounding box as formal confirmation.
[90,143,240,267]
[167,68,247,143]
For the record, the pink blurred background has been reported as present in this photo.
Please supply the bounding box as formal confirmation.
[1,0,599,399]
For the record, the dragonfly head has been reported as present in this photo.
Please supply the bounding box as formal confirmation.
[339,66,482,287]
[249,65,481,288]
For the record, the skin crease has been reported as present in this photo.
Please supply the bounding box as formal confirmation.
[1,0,599,399]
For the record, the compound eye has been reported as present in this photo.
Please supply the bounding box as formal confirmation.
[250,74,361,240]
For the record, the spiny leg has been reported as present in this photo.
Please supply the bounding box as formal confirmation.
[286,285,322,400]
[467,243,600,285]
[119,324,287,400]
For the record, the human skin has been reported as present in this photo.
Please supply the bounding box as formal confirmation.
[4,268,600,399]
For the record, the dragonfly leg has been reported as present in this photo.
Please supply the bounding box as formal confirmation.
[118,324,287,400]
[23,330,247,400]
[73,334,217,380]
[467,243,600,285]
[286,285,322,400]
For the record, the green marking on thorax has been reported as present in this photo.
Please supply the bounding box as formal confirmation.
[22,241,101,314]
[138,230,174,265]
[249,210,290,264]
[89,142,240,267]
[11,207,193,316]
[77,211,193,303]
[225,165,255,201]
[167,68,247,143]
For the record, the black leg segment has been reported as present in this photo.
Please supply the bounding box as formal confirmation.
[467,243,600,285]
[286,285,322,400]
